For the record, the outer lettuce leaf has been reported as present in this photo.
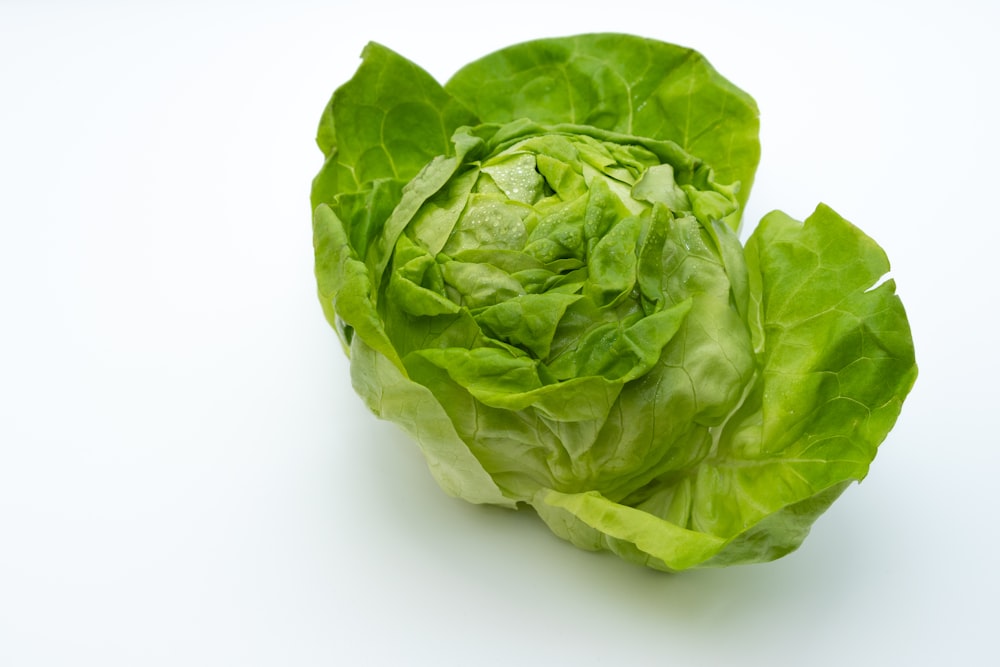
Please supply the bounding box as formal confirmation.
[312,42,477,204]
[350,337,514,507]
[529,205,917,570]
[310,41,478,265]
[444,33,760,222]
[747,204,918,457]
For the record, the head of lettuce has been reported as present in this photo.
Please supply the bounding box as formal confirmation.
[310,34,917,571]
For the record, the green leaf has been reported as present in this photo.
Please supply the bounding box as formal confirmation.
[746,203,918,456]
[349,337,515,508]
[313,42,478,205]
[312,204,400,366]
[475,292,582,359]
[584,214,643,306]
[538,489,727,572]
[445,33,760,219]
[604,204,915,567]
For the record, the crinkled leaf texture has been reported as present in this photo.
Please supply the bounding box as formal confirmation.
[311,34,917,571]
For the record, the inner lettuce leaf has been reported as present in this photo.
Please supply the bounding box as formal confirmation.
[310,33,917,571]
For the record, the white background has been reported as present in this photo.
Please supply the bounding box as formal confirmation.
[2,1,996,664]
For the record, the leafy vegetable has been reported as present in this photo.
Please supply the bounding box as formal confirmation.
[311,34,917,571]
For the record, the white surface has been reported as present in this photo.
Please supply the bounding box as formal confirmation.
[2,1,996,665]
